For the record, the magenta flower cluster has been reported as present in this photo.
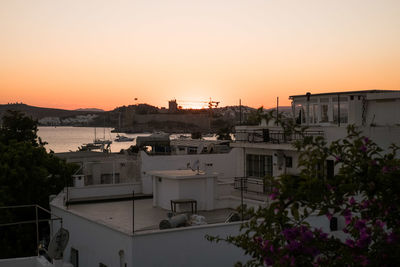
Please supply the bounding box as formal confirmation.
[256,226,329,266]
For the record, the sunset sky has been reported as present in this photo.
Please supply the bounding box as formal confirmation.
[1,0,399,110]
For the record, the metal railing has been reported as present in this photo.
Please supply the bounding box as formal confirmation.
[234,177,271,195]
[235,129,324,144]
[0,204,63,256]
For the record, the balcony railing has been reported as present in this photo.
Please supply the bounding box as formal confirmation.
[234,177,270,195]
[235,128,324,144]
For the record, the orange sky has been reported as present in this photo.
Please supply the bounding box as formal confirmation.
[1,0,399,110]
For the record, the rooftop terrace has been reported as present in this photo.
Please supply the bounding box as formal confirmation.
[51,193,235,235]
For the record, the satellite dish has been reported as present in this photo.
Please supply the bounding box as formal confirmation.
[197,143,204,154]
[191,159,200,174]
[192,160,200,169]
[48,228,69,260]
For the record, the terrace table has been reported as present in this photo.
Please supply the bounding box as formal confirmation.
[170,199,197,214]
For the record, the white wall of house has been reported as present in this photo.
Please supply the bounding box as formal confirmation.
[51,205,250,267]
[366,100,400,126]
[319,126,400,152]
[0,256,71,267]
[152,174,217,211]
[131,222,249,267]
[84,159,140,185]
[68,183,141,201]
[237,147,301,178]
[140,149,240,194]
[51,206,133,267]
[291,92,400,128]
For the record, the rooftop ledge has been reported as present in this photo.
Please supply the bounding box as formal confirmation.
[51,193,235,236]
[147,169,218,179]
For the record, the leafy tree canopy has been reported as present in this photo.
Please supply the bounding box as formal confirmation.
[0,110,40,145]
[0,110,77,258]
[216,127,232,140]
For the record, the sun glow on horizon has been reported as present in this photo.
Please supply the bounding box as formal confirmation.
[0,0,399,110]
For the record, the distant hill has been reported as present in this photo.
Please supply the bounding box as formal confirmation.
[74,108,104,112]
[266,106,292,114]
[0,103,95,120]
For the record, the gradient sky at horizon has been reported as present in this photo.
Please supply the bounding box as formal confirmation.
[1,0,399,110]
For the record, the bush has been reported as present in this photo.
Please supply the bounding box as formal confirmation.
[208,125,400,266]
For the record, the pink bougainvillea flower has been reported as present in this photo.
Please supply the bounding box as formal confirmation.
[345,239,355,248]
[269,193,278,200]
[360,145,367,152]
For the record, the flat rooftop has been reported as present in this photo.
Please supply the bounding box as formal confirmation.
[147,169,217,179]
[289,89,400,99]
[51,193,235,235]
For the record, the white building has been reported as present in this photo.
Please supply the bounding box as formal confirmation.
[47,90,399,267]
[233,90,400,182]
[50,171,251,267]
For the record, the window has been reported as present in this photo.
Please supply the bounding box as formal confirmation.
[285,156,293,168]
[295,104,306,124]
[101,173,120,184]
[320,98,329,122]
[308,105,314,124]
[246,154,273,178]
[188,147,197,154]
[71,248,79,267]
[333,102,339,123]
[330,217,338,231]
[333,97,348,124]
[313,104,319,123]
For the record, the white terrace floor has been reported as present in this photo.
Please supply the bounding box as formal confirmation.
[54,196,235,235]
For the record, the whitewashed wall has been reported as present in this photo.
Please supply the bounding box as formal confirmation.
[68,183,141,200]
[366,99,400,126]
[51,206,133,267]
[153,175,217,210]
[140,149,241,194]
[132,222,249,267]
[0,256,56,267]
[51,204,250,267]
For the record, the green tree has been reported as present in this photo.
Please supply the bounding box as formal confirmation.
[0,111,76,258]
[208,125,400,266]
[245,107,276,126]
[0,110,40,145]
[216,127,232,140]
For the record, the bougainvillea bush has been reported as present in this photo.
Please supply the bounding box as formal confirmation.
[208,125,400,266]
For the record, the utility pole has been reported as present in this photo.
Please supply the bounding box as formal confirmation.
[276,97,279,126]
[239,99,242,125]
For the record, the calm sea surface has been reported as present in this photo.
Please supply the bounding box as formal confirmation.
[37,126,150,153]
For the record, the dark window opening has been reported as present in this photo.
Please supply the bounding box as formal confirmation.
[246,154,273,178]
[330,217,338,231]
[71,248,79,267]
[285,156,293,168]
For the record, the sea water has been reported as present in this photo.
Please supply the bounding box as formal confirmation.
[37,126,149,153]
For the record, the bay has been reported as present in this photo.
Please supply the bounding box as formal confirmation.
[37,126,149,153]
